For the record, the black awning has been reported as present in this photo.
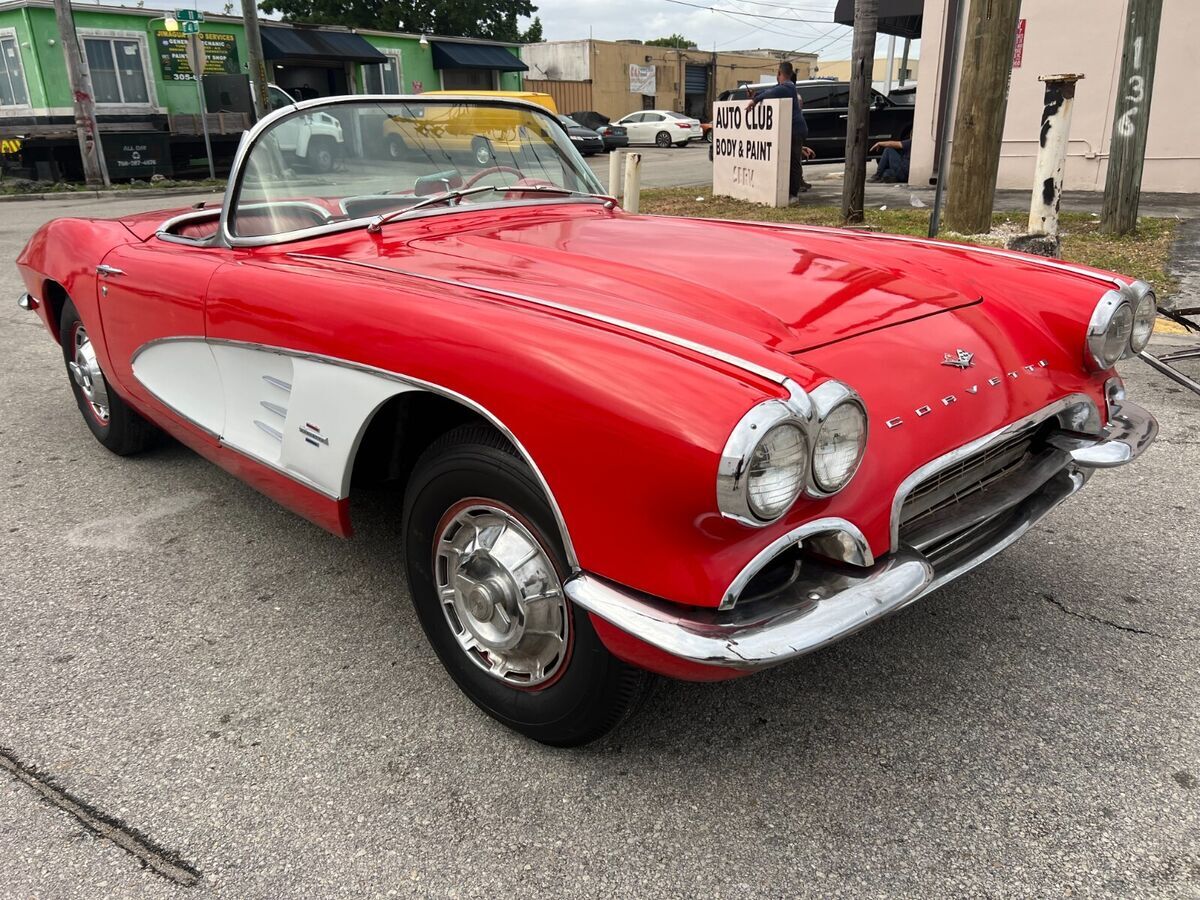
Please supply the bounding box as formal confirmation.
[261,26,387,64]
[833,0,923,39]
[430,41,528,72]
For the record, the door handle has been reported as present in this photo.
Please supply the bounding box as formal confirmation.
[839,114,848,119]
[96,264,124,277]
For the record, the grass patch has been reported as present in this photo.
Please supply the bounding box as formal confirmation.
[0,177,225,195]
[639,187,1180,298]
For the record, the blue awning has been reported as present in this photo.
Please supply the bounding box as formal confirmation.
[430,41,528,72]
[261,26,386,64]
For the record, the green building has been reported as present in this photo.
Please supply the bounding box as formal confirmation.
[0,0,527,179]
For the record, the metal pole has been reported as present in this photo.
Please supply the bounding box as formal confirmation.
[1027,74,1083,238]
[928,0,964,238]
[1100,0,1164,235]
[52,0,108,186]
[189,34,215,179]
[608,148,625,198]
[899,37,911,86]
[884,34,896,95]
[241,0,270,120]
[622,152,641,213]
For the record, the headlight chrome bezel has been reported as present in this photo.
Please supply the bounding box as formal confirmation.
[1086,289,1134,370]
[717,380,867,527]
[1126,280,1157,356]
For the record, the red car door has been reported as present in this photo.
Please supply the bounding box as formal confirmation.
[96,238,229,416]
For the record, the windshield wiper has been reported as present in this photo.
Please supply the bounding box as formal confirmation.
[367,185,615,233]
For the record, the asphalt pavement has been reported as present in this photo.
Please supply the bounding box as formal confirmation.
[0,194,1197,899]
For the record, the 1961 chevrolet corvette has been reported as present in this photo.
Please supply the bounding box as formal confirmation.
[17,97,1159,745]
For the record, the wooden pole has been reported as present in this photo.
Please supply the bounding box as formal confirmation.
[942,0,1023,235]
[242,0,271,120]
[1100,0,1164,235]
[52,0,108,187]
[840,0,877,225]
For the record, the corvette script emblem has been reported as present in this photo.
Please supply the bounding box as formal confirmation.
[941,348,975,369]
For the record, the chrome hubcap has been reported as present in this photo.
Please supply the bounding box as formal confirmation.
[69,325,110,424]
[435,502,569,687]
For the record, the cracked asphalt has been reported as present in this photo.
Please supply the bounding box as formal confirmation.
[1,194,1198,899]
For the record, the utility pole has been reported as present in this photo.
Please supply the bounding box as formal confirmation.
[942,0,1023,235]
[1100,0,1163,235]
[242,0,270,120]
[52,0,109,187]
[840,0,877,225]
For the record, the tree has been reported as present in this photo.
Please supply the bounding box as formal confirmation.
[259,0,539,42]
[519,16,542,43]
[645,34,696,48]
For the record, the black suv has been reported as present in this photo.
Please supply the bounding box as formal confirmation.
[713,80,913,161]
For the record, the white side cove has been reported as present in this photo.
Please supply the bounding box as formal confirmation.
[132,340,417,499]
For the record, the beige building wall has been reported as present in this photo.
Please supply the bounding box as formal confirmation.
[817,57,919,83]
[523,40,815,121]
[911,0,1198,193]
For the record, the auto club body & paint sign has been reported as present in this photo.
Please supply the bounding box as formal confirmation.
[711,98,790,207]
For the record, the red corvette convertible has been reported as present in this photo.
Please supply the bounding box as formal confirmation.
[17,97,1158,745]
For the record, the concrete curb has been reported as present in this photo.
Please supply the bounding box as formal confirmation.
[0,186,223,203]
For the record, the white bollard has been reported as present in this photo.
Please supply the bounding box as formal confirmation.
[1028,74,1084,238]
[622,152,642,213]
[608,149,625,199]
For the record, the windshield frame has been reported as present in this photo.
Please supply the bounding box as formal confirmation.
[218,94,608,249]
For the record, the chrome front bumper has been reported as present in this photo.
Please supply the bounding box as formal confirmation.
[564,399,1157,672]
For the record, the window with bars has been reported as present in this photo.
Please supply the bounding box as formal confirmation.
[0,33,29,107]
[363,52,402,94]
[83,35,150,105]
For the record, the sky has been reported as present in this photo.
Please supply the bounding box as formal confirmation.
[527,0,916,62]
[142,0,915,63]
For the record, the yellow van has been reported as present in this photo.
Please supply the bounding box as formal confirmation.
[383,91,560,165]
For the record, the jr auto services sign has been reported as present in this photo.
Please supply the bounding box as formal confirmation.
[711,99,790,207]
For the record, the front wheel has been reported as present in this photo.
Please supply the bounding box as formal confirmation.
[471,136,494,167]
[60,298,156,455]
[655,130,672,148]
[306,137,336,173]
[402,425,649,746]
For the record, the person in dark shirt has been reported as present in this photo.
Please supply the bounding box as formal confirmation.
[746,61,815,201]
[869,138,912,183]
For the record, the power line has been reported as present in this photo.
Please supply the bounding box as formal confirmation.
[660,0,840,24]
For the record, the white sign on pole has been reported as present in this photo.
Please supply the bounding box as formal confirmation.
[711,98,791,207]
[628,64,656,95]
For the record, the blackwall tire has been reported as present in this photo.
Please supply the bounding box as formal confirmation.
[402,425,650,746]
[307,138,336,173]
[59,298,156,456]
[655,131,672,148]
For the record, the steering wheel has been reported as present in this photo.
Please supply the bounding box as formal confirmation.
[462,166,525,190]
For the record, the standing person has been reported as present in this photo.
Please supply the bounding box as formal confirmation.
[746,61,815,202]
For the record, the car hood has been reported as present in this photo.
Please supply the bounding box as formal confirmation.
[346,206,988,357]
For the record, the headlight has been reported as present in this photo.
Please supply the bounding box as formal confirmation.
[717,400,808,525]
[1128,283,1156,355]
[809,381,868,495]
[747,423,808,519]
[1087,289,1134,370]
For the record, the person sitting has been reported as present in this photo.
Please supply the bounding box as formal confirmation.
[869,139,912,183]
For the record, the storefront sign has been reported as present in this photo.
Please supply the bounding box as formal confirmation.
[1013,19,1026,68]
[156,31,239,81]
[711,98,790,207]
[101,133,172,179]
[629,64,656,95]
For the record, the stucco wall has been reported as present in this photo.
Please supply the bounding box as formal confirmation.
[910,0,1199,193]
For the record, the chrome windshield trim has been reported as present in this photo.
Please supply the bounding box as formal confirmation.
[131,335,580,569]
[889,393,1099,551]
[219,93,607,249]
[289,253,792,386]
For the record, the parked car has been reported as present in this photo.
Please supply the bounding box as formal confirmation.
[266,85,343,173]
[17,95,1159,746]
[888,84,918,106]
[716,80,913,160]
[566,112,629,152]
[558,116,605,156]
[612,110,698,147]
[384,90,559,166]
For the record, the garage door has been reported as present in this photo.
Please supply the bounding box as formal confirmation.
[685,65,709,96]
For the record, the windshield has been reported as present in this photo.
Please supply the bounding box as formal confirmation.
[229,98,606,241]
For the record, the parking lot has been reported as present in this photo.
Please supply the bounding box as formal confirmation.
[1,192,1198,899]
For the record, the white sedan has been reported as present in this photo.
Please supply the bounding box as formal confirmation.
[613,110,701,147]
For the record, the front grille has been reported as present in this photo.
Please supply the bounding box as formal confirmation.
[899,426,1038,535]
